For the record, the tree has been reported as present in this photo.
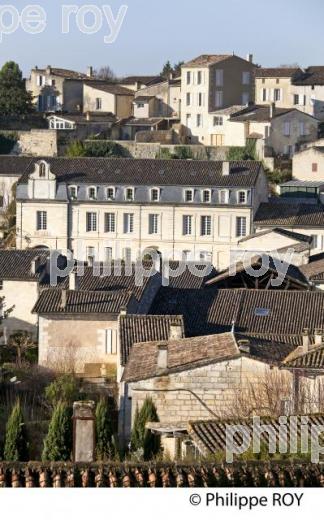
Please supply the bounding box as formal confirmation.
[0,62,34,116]
[4,400,28,461]
[8,331,36,367]
[42,401,72,461]
[65,140,87,157]
[94,66,116,82]
[95,398,115,460]
[173,61,184,77]
[130,397,160,460]
[45,374,80,408]
[161,61,173,77]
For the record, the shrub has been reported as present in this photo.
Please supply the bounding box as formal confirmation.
[65,140,86,157]
[95,398,115,461]
[130,397,160,460]
[0,132,17,154]
[84,140,124,157]
[42,401,72,461]
[3,399,28,461]
[45,374,80,407]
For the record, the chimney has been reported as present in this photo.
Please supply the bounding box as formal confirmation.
[120,307,127,316]
[87,66,93,78]
[60,289,67,310]
[238,339,250,355]
[169,321,182,340]
[157,343,168,371]
[46,65,52,75]
[222,161,230,176]
[246,53,253,63]
[314,328,323,346]
[270,102,276,119]
[31,256,40,276]
[301,328,310,353]
[69,270,78,291]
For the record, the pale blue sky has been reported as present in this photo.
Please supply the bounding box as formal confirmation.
[1,0,324,77]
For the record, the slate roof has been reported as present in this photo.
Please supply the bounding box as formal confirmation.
[122,332,240,382]
[119,314,185,366]
[293,66,324,86]
[32,289,133,315]
[16,158,263,187]
[0,249,50,281]
[238,227,313,245]
[254,202,324,228]
[84,81,134,96]
[256,67,302,78]
[283,343,324,369]
[0,156,34,176]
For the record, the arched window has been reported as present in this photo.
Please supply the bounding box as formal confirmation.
[39,163,46,178]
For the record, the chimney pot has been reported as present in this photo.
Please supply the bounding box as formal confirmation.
[238,339,250,354]
[222,161,230,176]
[246,53,253,63]
[157,343,168,371]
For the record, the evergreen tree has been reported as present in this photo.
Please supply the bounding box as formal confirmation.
[0,62,34,116]
[95,398,115,461]
[4,400,28,461]
[161,61,173,77]
[130,397,160,460]
[42,401,72,461]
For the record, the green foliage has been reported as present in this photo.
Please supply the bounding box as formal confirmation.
[3,400,28,461]
[0,62,34,116]
[130,397,160,460]
[42,401,72,461]
[0,132,17,154]
[45,375,80,408]
[95,398,115,461]
[226,142,257,161]
[65,140,124,158]
[173,146,194,160]
[65,140,87,157]
[265,168,292,185]
[161,60,184,78]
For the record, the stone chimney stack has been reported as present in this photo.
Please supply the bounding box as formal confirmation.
[314,329,323,346]
[222,161,230,176]
[69,269,78,291]
[46,65,52,75]
[157,343,168,371]
[120,307,127,316]
[246,53,254,63]
[302,328,310,353]
[169,322,182,340]
[31,256,41,276]
[238,339,251,354]
[270,102,276,119]
[87,66,93,78]
[60,289,67,310]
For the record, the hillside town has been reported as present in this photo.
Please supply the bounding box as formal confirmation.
[1,52,324,488]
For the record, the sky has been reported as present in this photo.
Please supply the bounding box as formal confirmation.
[1,0,324,78]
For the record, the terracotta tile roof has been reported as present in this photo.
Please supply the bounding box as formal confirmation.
[256,67,302,78]
[32,289,133,315]
[0,156,34,175]
[17,158,263,187]
[33,67,89,80]
[255,202,324,228]
[293,66,324,86]
[120,76,162,86]
[299,256,324,282]
[283,343,324,369]
[183,54,233,68]
[0,249,50,281]
[84,81,134,96]
[230,105,297,123]
[119,314,185,366]
[239,227,313,244]
[122,333,240,382]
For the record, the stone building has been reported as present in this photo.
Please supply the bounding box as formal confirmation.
[133,77,181,119]
[83,82,134,118]
[255,67,303,108]
[292,146,324,182]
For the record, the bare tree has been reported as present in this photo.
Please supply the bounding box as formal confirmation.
[94,66,116,82]
[8,330,36,367]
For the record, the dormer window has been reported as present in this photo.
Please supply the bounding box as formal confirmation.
[125,187,134,201]
[202,189,211,203]
[184,189,194,203]
[151,188,160,202]
[238,190,247,204]
[69,186,78,200]
[39,162,46,178]
[106,187,116,201]
[220,189,229,204]
[88,187,97,200]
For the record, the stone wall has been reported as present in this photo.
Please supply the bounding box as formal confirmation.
[112,140,230,160]
[14,130,59,156]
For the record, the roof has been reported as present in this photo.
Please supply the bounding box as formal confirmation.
[119,314,185,366]
[293,66,324,86]
[0,249,50,281]
[255,202,324,227]
[183,54,248,68]
[150,288,324,338]
[48,113,116,124]
[122,332,240,382]
[210,105,245,116]
[230,105,298,123]
[120,76,162,86]
[299,256,324,282]
[238,227,313,245]
[0,156,34,176]
[32,289,133,315]
[188,416,324,455]
[16,158,263,188]
[134,96,156,103]
[256,67,302,78]
[84,81,134,96]
[122,117,164,126]
[281,180,324,188]
[283,343,324,369]
[32,67,89,80]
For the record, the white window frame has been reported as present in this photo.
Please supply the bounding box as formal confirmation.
[182,215,193,236]
[237,190,247,204]
[88,186,97,200]
[106,187,116,200]
[125,187,135,202]
[150,187,160,202]
[123,213,134,234]
[36,211,47,231]
[69,185,78,200]
[86,212,97,232]
[202,189,211,203]
[236,216,247,237]
[219,189,229,204]
[213,116,223,126]
[184,189,194,203]
[104,212,116,233]
[200,215,212,236]
[148,214,159,235]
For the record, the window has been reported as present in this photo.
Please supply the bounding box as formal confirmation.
[104,247,113,262]
[182,215,192,235]
[151,188,160,202]
[184,189,194,202]
[125,187,134,201]
[87,247,95,266]
[105,329,115,354]
[123,213,134,233]
[201,216,212,236]
[283,122,291,136]
[123,248,132,263]
[242,92,250,105]
[242,71,250,85]
[186,114,191,128]
[148,214,159,234]
[202,190,211,203]
[311,235,318,248]
[39,163,46,177]
[236,216,247,237]
[200,251,212,262]
[106,187,115,200]
[137,102,144,108]
[262,88,268,102]
[86,212,97,232]
[182,250,191,261]
[215,91,223,108]
[104,213,116,233]
[300,122,307,136]
[186,92,191,106]
[220,190,229,204]
[274,88,281,101]
[0,196,3,208]
[36,211,47,230]
[215,69,223,86]
[238,191,247,204]
[197,71,202,84]
[69,186,77,199]
[0,281,3,290]
[186,71,191,85]
[312,163,318,172]
[88,187,97,200]
[96,98,102,110]
[213,116,223,126]
[293,94,299,105]
[198,93,203,106]
[196,114,202,127]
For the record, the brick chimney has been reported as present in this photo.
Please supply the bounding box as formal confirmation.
[157,343,168,371]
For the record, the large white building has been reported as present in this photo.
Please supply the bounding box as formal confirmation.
[15,157,268,269]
